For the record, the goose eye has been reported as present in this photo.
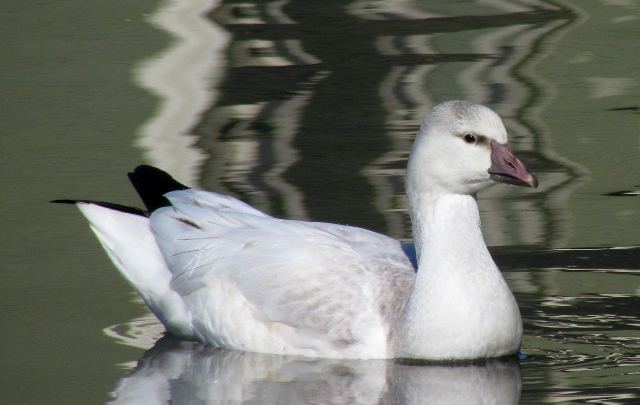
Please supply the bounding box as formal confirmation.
[463,133,476,144]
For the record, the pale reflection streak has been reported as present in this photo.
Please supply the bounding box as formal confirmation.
[454,19,560,246]
[373,64,436,238]
[262,72,330,219]
[134,0,229,186]
[185,2,326,217]
[373,31,438,238]
[214,0,295,25]
[489,0,590,248]
[199,71,328,219]
[231,39,320,67]
[108,336,522,404]
[104,311,164,353]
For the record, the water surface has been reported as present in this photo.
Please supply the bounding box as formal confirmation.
[1,0,639,403]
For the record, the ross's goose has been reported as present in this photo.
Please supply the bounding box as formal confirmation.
[54,101,537,360]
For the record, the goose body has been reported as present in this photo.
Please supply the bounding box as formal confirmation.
[57,101,537,360]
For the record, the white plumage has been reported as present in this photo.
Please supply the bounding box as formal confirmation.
[61,101,537,360]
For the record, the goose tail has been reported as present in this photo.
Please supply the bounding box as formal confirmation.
[52,199,193,338]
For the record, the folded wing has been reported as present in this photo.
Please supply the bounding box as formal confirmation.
[150,189,415,357]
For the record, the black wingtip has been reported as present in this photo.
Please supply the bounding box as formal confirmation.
[51,199,80,205]
[127,165,189,213]
[51,199,148,217]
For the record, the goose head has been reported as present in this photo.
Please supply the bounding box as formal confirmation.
[407,101,538,196]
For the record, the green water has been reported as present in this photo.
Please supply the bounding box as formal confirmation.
[1,0,638,403]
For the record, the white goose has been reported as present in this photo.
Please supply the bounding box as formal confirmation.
[56,101,537,360]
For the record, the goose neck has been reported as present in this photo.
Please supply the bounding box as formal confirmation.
[394,192,520,359]
[409,193,485,266]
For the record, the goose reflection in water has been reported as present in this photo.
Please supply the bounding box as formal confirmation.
[110,336,521,404]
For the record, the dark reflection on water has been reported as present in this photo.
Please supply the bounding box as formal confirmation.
[496,247,640,403]
[109,335,522,404]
